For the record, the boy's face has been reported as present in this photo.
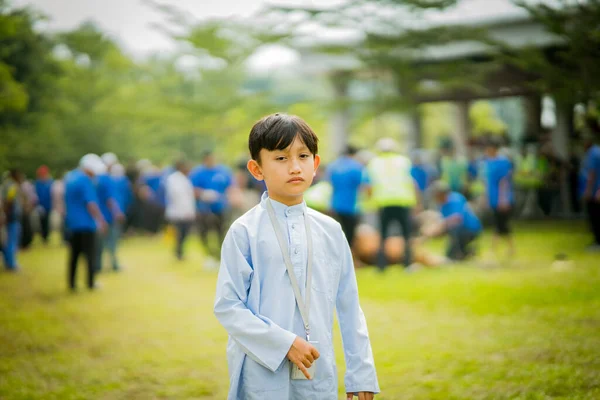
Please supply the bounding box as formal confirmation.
[247,136,320,206]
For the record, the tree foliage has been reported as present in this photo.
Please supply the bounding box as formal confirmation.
[0,1,308,176]
[261,0,497,115]
[508,0,600,105]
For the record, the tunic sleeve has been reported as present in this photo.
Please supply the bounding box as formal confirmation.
[214,224,296,372]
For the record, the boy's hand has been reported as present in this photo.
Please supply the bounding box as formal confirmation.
[347,392,375,400]
[286,336,320,379]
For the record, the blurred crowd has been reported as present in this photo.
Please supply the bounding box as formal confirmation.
[1,130,599,287]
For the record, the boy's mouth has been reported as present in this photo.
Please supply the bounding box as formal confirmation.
[287,177,305,183]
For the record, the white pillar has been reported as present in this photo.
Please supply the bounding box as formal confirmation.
[329,73,351,158]
[554,101,573,215]
[523,95,542,139]
[399,108,422,152]
[552,102,571,160]
[453,100,470,157]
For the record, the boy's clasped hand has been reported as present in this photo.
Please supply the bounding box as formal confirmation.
[286,336,320,379]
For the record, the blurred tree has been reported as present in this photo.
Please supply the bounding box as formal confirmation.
[1,0,353,175]
[510,0,600,106]
[261,0,497,112]
[421,102,455,149]
[144,1,291,163]
[255,0,501,151]
[470,101,506,136]
[0,0,63,175]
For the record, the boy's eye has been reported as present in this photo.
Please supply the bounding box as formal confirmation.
[275,156,286,161]
[300,154,310,159]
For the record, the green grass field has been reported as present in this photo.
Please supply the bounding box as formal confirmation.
[1,221,600,399]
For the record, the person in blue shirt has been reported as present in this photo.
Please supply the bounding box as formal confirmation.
[35,165,53,244]
[410,149,433,211]
[111,164,133,220]
[214,113,379,399]
[1,169,25,271]
[111,163,133,260]
[582,136,600,251]
[484,136,515,257]
[410,150,430,194]
[95,158,125,272]
[156,165,175,208]
[65,154,107,291]
[189,151,233,263]
[327,145,369,249]
[136,166,165,235]
[426,181,482,261]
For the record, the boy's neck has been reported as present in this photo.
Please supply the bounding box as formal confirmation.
[269,193,304,207]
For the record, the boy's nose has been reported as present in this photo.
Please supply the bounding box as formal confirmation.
[289,159,301,173]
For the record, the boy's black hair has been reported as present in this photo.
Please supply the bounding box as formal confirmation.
[249,113,319,163]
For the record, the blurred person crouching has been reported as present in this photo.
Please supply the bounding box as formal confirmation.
[424,181,482,261]
[165,159,196,260]
[65,154,107,291]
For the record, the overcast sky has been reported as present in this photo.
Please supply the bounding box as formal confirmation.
[12,0,523,68]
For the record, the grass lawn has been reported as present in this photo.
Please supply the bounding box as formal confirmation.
[1,221,599,399]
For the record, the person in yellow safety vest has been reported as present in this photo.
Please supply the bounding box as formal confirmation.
[365,137,420,271]
[513,144,544,217]
[514,145,543,189]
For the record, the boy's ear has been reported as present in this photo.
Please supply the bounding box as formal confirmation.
[247,159,264,181]
[313,154,321,176]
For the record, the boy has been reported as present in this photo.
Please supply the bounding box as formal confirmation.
[214,113,379,400]
[484,136,515,257]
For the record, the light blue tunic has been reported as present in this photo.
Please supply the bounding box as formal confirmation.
[214,192,380,399]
